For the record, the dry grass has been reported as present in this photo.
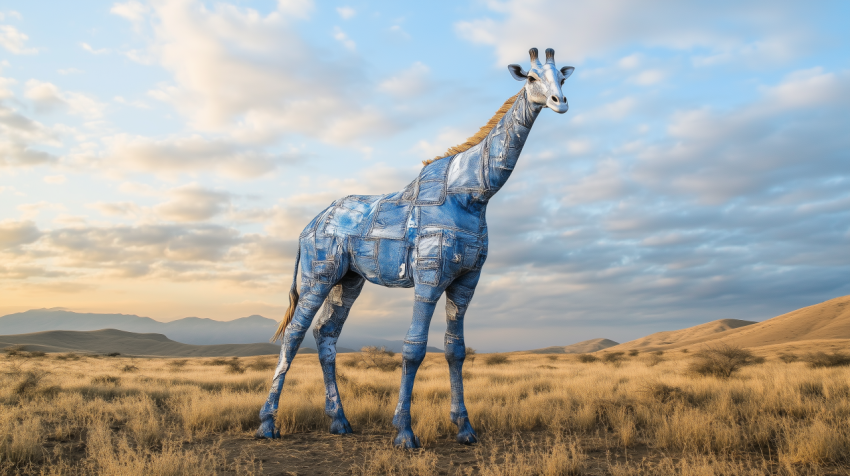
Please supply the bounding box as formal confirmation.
[1,349,849,474]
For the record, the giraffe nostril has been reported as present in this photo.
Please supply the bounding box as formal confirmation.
[550,95,559,103]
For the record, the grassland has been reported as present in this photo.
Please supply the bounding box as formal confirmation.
[2,348,849,475]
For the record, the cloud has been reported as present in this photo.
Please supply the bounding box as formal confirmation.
[154,183,231,222]
[333,26,356,51]
[105,134,292,179]
[336,6,355,20]
[378,62,433,98]
[25,80,106,118]
[43,174,66,184]
[0,24,37,54]
[454,0,812,66]
[80,42,110,55]
[87,201,142,218]
[110,1,149,23]
[18,201,66,220]
[115,0,401,146]
[0,220,41,249]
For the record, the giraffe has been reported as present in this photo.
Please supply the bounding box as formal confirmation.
[256,47,574,448]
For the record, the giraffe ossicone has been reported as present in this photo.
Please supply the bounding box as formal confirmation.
[256,47,574,448]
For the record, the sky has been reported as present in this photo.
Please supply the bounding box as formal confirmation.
[1,0,848,351]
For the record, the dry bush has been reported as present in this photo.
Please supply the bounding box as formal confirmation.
[350,446,438,476]
[778,352,799,363]
[602,352,626,364]
[576,354,598,363]
[681,348,688,353]
[645,353,665,367]
[688,345,757,378]
[202,357,233,366]
[546,355,559,361]
[245,358,276,371]
[466,347,477,368]
[3,345,25,356]
[4,346,46,359]
[628,349,640,357]
[54,353,81,361]
[91,375,121,386]
[106,352,121,357]
[484,354,509,366]
[121,364,139,373]
[476,437,586,476]
[360,346,402,371]
[0,414,43,467]
[804,351,850,368]
[166,359,189,370]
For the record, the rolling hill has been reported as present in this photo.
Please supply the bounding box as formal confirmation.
[0,329,306,357]
[528,338,620,354]
[607,295,850,353]
[0,308,441,352]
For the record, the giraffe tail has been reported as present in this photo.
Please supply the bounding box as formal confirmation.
[271,247,300,342]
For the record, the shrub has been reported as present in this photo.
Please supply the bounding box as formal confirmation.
[779,353,799,363]
[546,355,559,361]
[804,351,850,368]
[688,345,756,378]
[681,348,688,353]
[91,375,121,386]
[122,365,139,373]
[106,352,121,357]
[484,354,509,366]
[245,359,276,371]
[645,353,665,367]
[466,347,477,368]
[360,346,401,371]
[201,358,231,366]
[167,359,189,370]
[225,359,245,374]
[602,352,625,364]
[54,353,80,361]
[577,354,598,363]
[628,349,639,357]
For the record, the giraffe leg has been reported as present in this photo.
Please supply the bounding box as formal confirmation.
[256,284,333,439]
[444,270,481,444]
[392,283,443,448]
[313,271,365,435]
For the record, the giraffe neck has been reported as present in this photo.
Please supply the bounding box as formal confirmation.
[482,89,542,200]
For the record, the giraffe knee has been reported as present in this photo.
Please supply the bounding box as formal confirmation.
[402,341,427,366]
[444,334,465,364]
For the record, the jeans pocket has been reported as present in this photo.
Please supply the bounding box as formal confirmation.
[415,257,441,286]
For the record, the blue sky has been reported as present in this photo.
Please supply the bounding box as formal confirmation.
[1,0,848,351]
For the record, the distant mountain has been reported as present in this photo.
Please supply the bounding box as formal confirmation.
[528,338,620,354]
[0,329,300,357]
[0,308,442,352]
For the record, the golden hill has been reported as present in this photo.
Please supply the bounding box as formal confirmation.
[0,328,309,357]
[607,295,850,353]
[528,338,619,354]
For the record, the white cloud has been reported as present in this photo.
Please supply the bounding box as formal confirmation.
[455,1,809,66]
[333,26,356,50]
[43,174,66,184]
[25,80,106,118]
[106,134,286,179]
[378,62,432,98]
[153,183,231,222]
[18,201,66,220]
[114,96,150,109]
[88,201,142,218]
[630,69,665,86]
[0,25,37,54]
[110,1,149,23]
[336,6,355,20]
[80,42,110,55]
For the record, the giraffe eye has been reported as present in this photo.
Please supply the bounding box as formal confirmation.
[528,76,537,82]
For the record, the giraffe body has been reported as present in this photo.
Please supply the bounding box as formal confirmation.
[257,48,574,448]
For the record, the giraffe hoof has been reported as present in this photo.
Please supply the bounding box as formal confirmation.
[393,430,421,449]
[330,417,353,435]
[454,417,478,445]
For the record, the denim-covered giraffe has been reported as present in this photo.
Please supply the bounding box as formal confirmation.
[256,48,574,448]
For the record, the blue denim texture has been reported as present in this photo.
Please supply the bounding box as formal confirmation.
[256,86,554,447]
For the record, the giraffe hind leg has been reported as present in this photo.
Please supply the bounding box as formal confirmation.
[313,271,365,435]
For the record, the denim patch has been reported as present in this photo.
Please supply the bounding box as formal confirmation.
[368,200,411,239]
[312,260,336,283]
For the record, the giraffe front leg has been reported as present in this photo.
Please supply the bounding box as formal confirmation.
[393,288,440,449]
[445,270,481,445]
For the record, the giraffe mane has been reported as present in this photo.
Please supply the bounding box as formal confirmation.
[422,91,521,166]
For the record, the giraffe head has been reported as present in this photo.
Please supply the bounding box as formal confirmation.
[508,48,574,114]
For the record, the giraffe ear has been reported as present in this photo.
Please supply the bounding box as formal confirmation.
[560,66,575,80]
[507,64,527,81]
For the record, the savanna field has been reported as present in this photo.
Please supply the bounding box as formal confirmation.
[2,347,850,476]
